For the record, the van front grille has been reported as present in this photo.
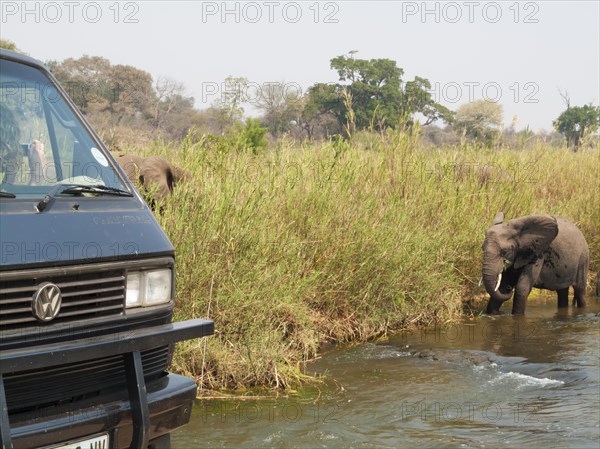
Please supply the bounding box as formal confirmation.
[0,269,125,331]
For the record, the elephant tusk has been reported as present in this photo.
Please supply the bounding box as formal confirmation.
[494,273,502,292]
[478,277,483,287]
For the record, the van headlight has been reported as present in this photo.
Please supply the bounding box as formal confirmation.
[126,269,172,308]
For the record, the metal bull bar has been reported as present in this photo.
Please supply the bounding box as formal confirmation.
[0,318,214,449]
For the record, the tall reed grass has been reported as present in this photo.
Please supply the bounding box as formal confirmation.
[128,130,599,391]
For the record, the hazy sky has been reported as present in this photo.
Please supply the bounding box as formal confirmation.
[2,1,599,132]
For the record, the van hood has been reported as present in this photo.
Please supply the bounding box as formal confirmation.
[0,199,174,270]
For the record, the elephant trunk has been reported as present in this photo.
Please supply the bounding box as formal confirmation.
[482,248,513,303]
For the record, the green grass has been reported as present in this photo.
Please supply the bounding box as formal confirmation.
[125,130,600,392]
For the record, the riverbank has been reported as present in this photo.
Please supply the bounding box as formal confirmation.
[125,131,599,391]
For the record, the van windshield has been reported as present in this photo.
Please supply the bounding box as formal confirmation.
[0,58,128,198]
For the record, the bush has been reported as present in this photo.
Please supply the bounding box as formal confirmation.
[129,132,599,392]
[218,118,269,154]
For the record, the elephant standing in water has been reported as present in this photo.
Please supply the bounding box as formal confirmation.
[482,212,589,315]
[116,155,186,208]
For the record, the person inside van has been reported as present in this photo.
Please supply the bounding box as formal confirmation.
[26,139,47,185]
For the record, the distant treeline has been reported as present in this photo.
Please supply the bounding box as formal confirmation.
[2,38,596,151]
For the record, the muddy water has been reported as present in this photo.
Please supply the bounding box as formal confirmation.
[173,297,600,448]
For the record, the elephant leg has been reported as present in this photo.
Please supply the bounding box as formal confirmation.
[573,286,586,308]
[557,288,569,308]
[512,275,533,315]
[511,293,529,315]
[486,298,505,314]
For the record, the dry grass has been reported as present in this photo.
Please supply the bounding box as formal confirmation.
[124,130,600,391]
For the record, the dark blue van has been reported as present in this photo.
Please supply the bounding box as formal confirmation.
[0,49,213,449]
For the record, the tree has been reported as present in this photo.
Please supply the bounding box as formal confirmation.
[151,77,193,131]
[47,56,114,112]
[305,53,452,138]
[454,100,503,144]
[0,39,18,51]
[255,82,305,137]
[303,83,344,139]
[47,56,156,117]
[111,64,155,117]
[211,76,250,132]
[553,104,600,150]
[46,55,196,142]
[329,54,404,131]
[404,77,453,125]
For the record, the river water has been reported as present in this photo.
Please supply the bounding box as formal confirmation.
[173,297,600,449]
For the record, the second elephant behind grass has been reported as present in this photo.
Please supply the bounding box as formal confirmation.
[115,155,187,207]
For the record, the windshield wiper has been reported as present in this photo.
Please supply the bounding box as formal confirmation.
[60,184,133,197]
[0,191,16,198]
[36,184,133,213]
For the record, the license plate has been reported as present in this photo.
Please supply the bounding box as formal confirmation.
[43,433,109,449]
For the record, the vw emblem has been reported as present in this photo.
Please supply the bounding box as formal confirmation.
[32,282,62,322]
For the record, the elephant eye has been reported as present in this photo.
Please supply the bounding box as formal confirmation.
[501,248,514,261]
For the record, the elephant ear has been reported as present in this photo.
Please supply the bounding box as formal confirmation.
[513,215,558,268]
[491,211,505,226]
